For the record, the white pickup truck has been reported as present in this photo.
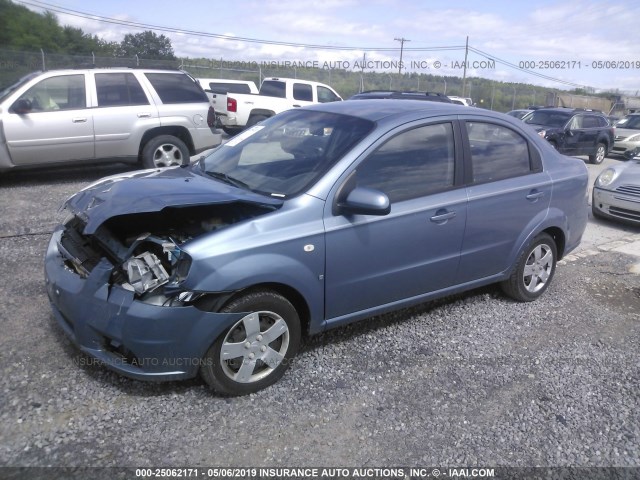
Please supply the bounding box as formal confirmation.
[195,78,259,131]
[221,77,342,134]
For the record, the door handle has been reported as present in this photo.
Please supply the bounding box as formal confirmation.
[137,113,152,118]
[526,190,545,201]
[430,210,456,223]
[293,105,302,107]
[72,117,87,123]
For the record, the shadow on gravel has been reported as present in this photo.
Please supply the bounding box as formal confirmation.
[301,284,500,352]
[42,284,502,399]
[0,162,139,187]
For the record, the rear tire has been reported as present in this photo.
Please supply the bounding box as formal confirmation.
[200,290,301,396]
[141,135,189,169]
[245,114,269,128]
[589,143,606,164]
[501,233,557,302]
[222,127,242,136]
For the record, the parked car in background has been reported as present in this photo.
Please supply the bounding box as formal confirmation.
[523,107,614,164]
[0,68,222,171]
[219,77,342,134]
[195,78,259,131]
[506,109,533,119]
[593,147,640,224]
[45,100,588,395]
[349,90,452,102]
[611,113,640,157]
[448,96,474,106]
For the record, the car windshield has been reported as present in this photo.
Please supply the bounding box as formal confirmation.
[524,111,572,128]
[200,109,374,198]
[0,72,41,103]
[616,115,640,129]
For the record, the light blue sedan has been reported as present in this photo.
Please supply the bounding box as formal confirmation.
[45,100,589,395]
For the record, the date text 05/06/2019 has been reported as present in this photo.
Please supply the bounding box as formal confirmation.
[519,60,640,69]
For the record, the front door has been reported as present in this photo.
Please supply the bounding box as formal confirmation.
[4,74,94,165]
[324,121,467,322]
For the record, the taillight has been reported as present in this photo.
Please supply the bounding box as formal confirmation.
[227,97,237,113]
[207,106,216,128]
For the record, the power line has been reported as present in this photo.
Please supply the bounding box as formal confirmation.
[14,0,599,89]
[468,46,587,89]
[16,0,465,53]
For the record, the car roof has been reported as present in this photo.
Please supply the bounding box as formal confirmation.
[349,90,452,102]
[30,67,184,76]
[533,107,604,115]
[306,98,495,123]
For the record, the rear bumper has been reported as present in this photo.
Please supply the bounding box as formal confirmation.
[44,228,242,381]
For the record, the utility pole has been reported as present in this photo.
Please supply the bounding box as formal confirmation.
[461,36,469,98]
[394,37,410,74]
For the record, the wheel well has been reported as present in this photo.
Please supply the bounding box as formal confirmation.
[542,226,566,259]
[138,127,195,159]
[249,109,275,118]
[222,283,311,337]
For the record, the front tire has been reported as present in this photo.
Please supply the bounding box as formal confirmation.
[141,135,190,169]
[501,233,557,302]
[589,142,606,164]
[200,290,301,396]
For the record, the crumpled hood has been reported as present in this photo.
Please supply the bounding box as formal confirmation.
[64,166,283,234]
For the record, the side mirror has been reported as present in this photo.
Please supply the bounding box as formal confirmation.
[12,98,32,114]
[337,186,390,216]
[564,128,574,136]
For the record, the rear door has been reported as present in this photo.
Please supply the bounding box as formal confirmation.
[4,73,94,165]
[576,114,602,155]
[91,71,159,159]
[456,119,551,283]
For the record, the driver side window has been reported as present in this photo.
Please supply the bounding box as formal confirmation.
[355,123,456,203]
[14,74,86,112]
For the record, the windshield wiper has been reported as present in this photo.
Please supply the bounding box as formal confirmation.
[205,171,251,190]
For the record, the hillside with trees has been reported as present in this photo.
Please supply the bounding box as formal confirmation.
[0,0,631,114]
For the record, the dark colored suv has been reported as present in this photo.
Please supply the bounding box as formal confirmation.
[523,108,614,164]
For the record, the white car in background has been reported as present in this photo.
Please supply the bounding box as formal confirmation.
[448,96,474,106]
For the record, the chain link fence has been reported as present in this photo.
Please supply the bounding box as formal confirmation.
[1,48,638,114]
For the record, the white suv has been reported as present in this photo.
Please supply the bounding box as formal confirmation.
[0,68,222,171]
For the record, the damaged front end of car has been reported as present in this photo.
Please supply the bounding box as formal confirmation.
[45,167,283,381]
[58,201,272,305]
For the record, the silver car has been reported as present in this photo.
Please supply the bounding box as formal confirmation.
[593,148,640,224]
[611,113,640,157]
[0,68,222,171]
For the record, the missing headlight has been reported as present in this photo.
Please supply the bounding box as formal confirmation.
[123,251,170,295]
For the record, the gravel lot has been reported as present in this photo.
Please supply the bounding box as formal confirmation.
[1,158,639,473]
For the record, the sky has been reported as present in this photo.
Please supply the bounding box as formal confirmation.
[14,0,640,94]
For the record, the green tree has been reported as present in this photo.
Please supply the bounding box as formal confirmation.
[0,1,64,52]
[61,26,118,56]
[116,31,176,60]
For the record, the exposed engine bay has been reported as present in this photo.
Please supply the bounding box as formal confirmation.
[57,202,275,299]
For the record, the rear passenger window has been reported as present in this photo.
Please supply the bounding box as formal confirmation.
[355,123,456,203]
[209,83,252,94]
[145,73,208,104]
[467,122,531,183]
[293,83,313,102]
[583,115,599,128]
[96,73,148,106]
